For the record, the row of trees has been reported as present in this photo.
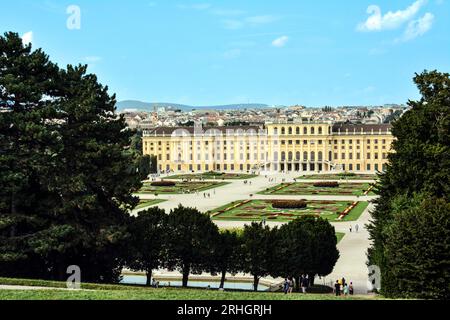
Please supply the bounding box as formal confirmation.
[127,206,339,291]
[368,70,450,299]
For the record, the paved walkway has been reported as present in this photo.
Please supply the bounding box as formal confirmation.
[133,172,376,294]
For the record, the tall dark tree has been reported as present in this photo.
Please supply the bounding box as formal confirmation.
[164,205,219,287]
[299,217,339,286]
[0,32,142,282]
[274,217,338,291]
[383,195,450,299]
[368,70,450,298]
[211,229,242,289]
[240,223,277,291]
[126,207,167,286]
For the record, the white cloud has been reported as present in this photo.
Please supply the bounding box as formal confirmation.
[21,31,33,46]
[222,15,278,30]
[272,35,289,47]
[400,12,434,41]
[357,0,426,31]
[245,15,277,25]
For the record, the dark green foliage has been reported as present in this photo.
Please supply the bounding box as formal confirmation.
[0,32,142,282]
[368,70,450,298]
[211,230,242,289]
[126,207,167,286]
[383,196,450,299]
[240,223,278,291]
[274,217,339,291]
[164,206,220,287]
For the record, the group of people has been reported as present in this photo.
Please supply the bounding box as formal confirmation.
[349,224,360,233]
[334,278,354,297]
[243,180,252,185]
[282,275,310,294]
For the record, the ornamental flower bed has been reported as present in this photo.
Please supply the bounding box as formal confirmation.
[272,200,307,209]
[151,181,176,187]
[313,181,339,188]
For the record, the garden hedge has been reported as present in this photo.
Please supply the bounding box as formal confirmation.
[151,181,176,187]
[272,200,307,209]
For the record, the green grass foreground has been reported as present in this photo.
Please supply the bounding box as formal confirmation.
[0,278,376,300]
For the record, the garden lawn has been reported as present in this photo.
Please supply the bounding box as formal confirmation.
[135,199,167,210]
[138,181,229,194]
[0,278,374,300]
[210,200,369,222]
[336,232,345,243]
[297,174,376,181]
[167,172,258,180]
[259,182,374,196]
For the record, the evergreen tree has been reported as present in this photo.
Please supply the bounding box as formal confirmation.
[0,32,142,282]
[384,195,450,299]
[368,70,450,298]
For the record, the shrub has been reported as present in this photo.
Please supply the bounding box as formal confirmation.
[313,182,339,188]
[151,181,176,187]
[272,200,307,209]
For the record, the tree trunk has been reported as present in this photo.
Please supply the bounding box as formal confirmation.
[295,276,301,292]
[253,275,259,292]
[309,274,315,286]
[220,270,226,289]
[146,270,152,286]
[182,266,190,287]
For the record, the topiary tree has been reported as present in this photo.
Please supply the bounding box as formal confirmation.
[164,205,219,287]
[210,229,242,289]
[240,223,278,291]
[126,207,168,286]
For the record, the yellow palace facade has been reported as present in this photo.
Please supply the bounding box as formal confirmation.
[142,121,394,174]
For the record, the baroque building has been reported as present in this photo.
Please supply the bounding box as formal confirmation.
[142,121,394,174]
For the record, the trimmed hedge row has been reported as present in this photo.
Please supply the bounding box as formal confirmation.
[313,182,339,188]
[272,200,307,209]
[151,181,176,187]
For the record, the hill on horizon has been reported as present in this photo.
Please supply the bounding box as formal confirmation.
[116,100,271,112]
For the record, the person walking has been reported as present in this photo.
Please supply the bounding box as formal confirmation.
[301,276,308,294]
[283,278,289,295]
[343,283,350,297]
[334,280,341,296]
[350,225,353,233]
[288,278,294,294]
[349,282,354,295]
[355,224,359,233]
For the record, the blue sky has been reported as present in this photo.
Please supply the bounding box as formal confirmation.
[1,0,449,106]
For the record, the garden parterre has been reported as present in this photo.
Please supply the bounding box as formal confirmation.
[210,200,369,222]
